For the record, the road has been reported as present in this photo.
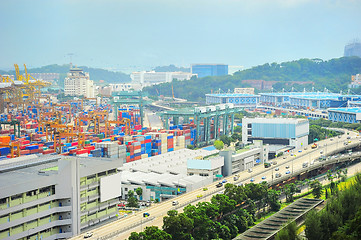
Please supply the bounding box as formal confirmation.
[71,129,361,240]
[144,110,163,129]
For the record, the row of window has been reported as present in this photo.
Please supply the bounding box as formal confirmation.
[0,186,55,204]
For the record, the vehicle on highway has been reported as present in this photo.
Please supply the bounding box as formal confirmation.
[262,176,266,180]
[310,160,315,165]
[250,178,255,182]
[283,156,287,159]
[285,165,290,169]
[84,232,93,238]
[338,135,342,138]
[233,175,239,181]
[311,143,317,149]
[275,173,282,178]
[304,147,307,150]
[172,201,179,206]
[275,167,279,171]
[238,183,243,186]
[216,182,223,188]
[347,136,351,139]
[248,168,253,173]
[197,194,203,198]
[348,141,351,143]
[298,150,302,153]
[273,161,277,165]
[320,150,323,154]
[222,179,227,183]
[302,162,308,168]
[330,138,333,141]
[285,170,291,174]
[143,212,150,217]
[344,142,348,146]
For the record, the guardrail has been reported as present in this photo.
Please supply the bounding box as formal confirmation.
[97,216,155,240]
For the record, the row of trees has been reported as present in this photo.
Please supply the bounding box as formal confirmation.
[305,174,361,240]
[129,182,282,240]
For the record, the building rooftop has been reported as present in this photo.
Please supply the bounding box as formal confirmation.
[205,93,259,97]
[328,107,361,113]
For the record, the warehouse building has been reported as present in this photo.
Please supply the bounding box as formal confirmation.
[205,93,260,106]
[0,154,124,239]
[328,108,361,123]
[242,118,309,157]
[260,92,361,109]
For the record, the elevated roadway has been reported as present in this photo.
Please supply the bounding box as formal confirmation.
[70,130,361,240]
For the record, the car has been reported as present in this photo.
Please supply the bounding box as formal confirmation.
[273,161,277,165]
[330,138,333,141]
[143,212,150,217]
[238,183,243,187]
[285,170,291,174]
[348,141,351,143]
[233,175,239,181]
[248,168,253,173]
[285,165,290,169]
[338,135,342,138]
[216,182,223,188]
[283,156,287,159]
[250,178,255,182]
[197,194,203,198]
[172,201,179,206]
[275,167,279,171]
[291,153,294,156]
[298,150,302,153]
[84,232,93,238]
[262,176,266,180]
[347,136,351,139]
[222,179,227,183]
[304,147,308,150]
[275,173,282,178]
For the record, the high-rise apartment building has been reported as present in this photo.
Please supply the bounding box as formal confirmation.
[191,64,228,78]
[344,41,361,58]
[64,68,95,98]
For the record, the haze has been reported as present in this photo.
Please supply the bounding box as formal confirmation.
[1,0,360,72]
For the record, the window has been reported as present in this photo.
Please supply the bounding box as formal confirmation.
[0,198,6,204]
[87,175,96,180]
[108,169,116,174]
[98,171,106,177]
[247,124,251,128]
[39,186,51,194]
[11,194,22,200]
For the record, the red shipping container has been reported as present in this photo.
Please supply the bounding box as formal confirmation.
[71,142,78,146]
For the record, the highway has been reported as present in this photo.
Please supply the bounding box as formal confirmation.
[71,129,361,240]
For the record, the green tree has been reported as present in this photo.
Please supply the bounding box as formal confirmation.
[214,140,224,150]
[267,189,281,211]
[275,221,299,240]
[128,226,172,240]
[310,180,323,199]
[220,135,231,146]
[163,210,194,240]
[135,187,143,200]
[283,183,297,202]
[305,210,322,240]
[127,190,139,208]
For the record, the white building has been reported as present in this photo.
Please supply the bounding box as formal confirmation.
[130,71,196,85]
[187,156,224,180]
[64,68,95,98]
[220,140,269,176]
[242,118,309,157]
[234,88,255,95]
[349,74,361,89]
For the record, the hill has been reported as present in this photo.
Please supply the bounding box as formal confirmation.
[143,57,361,101]
[0,64,131,87]
[153,64,190,72]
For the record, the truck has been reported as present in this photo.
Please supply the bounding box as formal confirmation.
[311,143,317,149]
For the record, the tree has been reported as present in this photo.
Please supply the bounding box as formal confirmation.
[128,226,172,240]
[127,190,139,208]
[267,189,281,211]
[283,183,297,202]
[275,221,299,240]
[163,210,194,240]
[310,180,323,199]
[305,210,322,240]
[135,187,143,200]
[234,126,242,133]
[220,135,231,146]
[214,140,224,150]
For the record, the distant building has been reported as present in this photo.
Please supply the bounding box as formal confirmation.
[242,118,309,156]
[191,64,228,78]
[234,88,255,94]
[29,73,60,83]
[349,74,361,89]
[130,71,195,85]
[344,41,361,57]
[206,93,259,106]
[187,156,224,180]
[64,68,95,98]
[328,108,361,123]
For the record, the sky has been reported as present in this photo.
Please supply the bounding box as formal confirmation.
[1,0,361,73]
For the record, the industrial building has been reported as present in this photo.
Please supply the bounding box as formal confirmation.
[328,108,361,123]
[234,88,255,95]
[0,154,124,239]
[260,92,361,109]
[220,140,269,176]
[119,148,218,201]
[205,93,260,106]
[130,71,195,85]
[242,118,309,156]
[187,156,224,179]
[64,68,95,98]
[191,64,228,78]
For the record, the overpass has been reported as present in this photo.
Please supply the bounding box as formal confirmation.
[258,105,328,119]
[70,129,361,240]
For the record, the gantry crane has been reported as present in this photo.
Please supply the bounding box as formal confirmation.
[104,119,131,137]
[54,132,86,154]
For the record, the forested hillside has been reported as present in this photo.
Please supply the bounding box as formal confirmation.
[1,64,131,87]
[143,57,361,101]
